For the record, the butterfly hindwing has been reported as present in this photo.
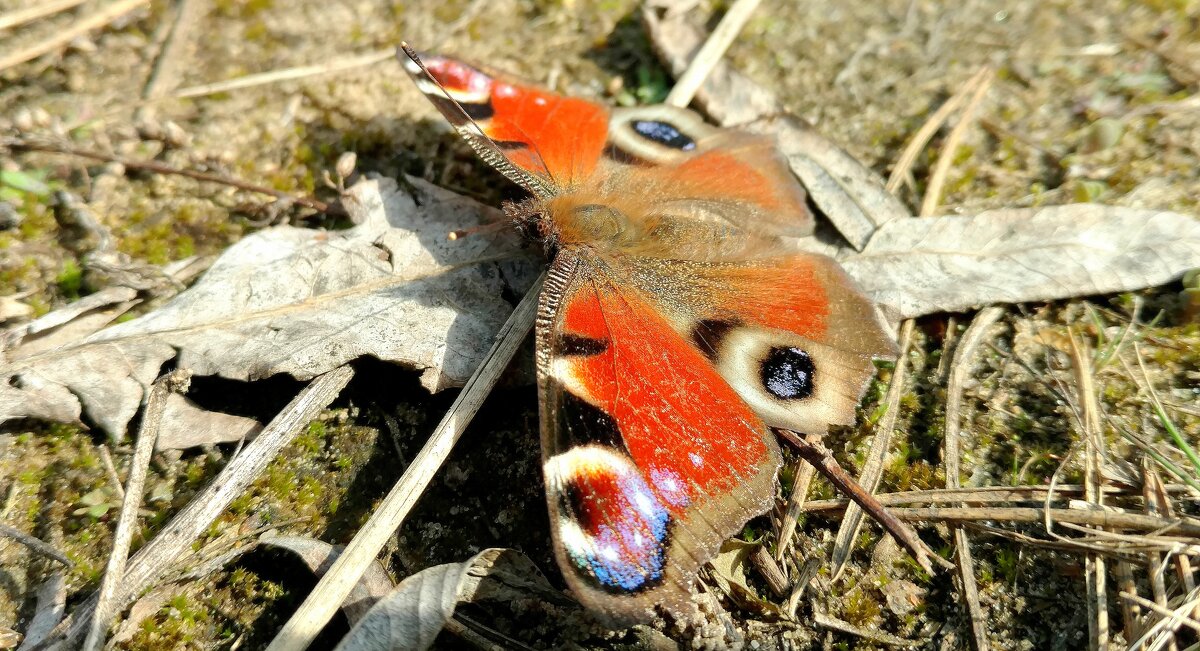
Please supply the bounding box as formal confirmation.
[537,251,781,625]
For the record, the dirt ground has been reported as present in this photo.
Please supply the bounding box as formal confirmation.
[1,0,1199,649]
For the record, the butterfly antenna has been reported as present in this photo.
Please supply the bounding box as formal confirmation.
[400,44,556,199]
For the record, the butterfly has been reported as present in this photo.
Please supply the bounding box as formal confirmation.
[400,46,897,626]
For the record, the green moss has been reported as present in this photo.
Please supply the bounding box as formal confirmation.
[841,585,883,627]
[55,258,83,298]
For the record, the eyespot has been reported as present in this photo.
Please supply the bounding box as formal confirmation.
[631,120,696,151]
[760,347,815,400]
[547,446,670,593]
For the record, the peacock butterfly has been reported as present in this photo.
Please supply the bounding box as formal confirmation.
[400,46,897,626]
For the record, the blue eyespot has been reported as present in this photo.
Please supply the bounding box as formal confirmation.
[632,120,696,151]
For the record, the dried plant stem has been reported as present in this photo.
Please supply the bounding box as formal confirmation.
[663,0,762,109]
[780,430,949,575]
[135,0,204,123]
[83,371,188,651]
[830,319,915,580]
[812,612,920,647]
[817,506,1200,538]
[0,524,72,567]
[886,66,992,193]
[920,68,993,216]
[945,306,1003,651]
[43,366,354,650]
[801,484,1190,511]
[4,136,339,215]
[0,0,87,31]
[1070,332,1109,651]
[1142,462,1177,651]
[265,274,544,651]
[1120,591,1200,636]
[776,433,821,562]
[0,0,150,72]
[97,444,125,500]
[172,49,394,100]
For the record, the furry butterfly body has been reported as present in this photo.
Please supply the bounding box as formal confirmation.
[402,48,897,625]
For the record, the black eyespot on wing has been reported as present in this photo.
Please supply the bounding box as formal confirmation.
[559,334,607,357]
[691,319,738,360]
[632,120,696,151]
[761,347,815,400]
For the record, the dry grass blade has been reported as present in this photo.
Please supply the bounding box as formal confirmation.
[920,68,994,216]
[265,275,543,651]
[944,306,1004,650]
[0,0,150,72]
[41,365,355,650]
[1123,588,1200,650]
[663,0,762,108]
[829,319,915,580]
[817,506,1200,538]
[886,67,992,193]
[1142,462,1178,651]
[776,433,821,562]
[172,49,394,100]
[0,0,87,31]
[1114,561,1143,645]
[1069,331,1109,651]
[134,0,205,124]
[801,484,1193,511]
[82,370,189,651]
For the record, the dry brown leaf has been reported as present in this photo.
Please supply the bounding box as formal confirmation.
[0,177,536,438]
[153,394,263,451]
[840,205,1200,320]
[333,548,558,651]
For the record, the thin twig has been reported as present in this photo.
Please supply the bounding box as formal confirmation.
[1143,461,1178,651]
[4,136,340,216]
[264,275,544,651]
[40,366,354,650]
[0,0,150,73]
[829,319,915,580]
[0,524,73,567]
[0,0,87,31]
[750,546,789,598]
[779,430,950,575]
[944,306,1004,651]
[814,506,1200,537]
[886,66,992,193]
[919,68,993,216]
[663,0,763,108]
[83,370,190,651]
